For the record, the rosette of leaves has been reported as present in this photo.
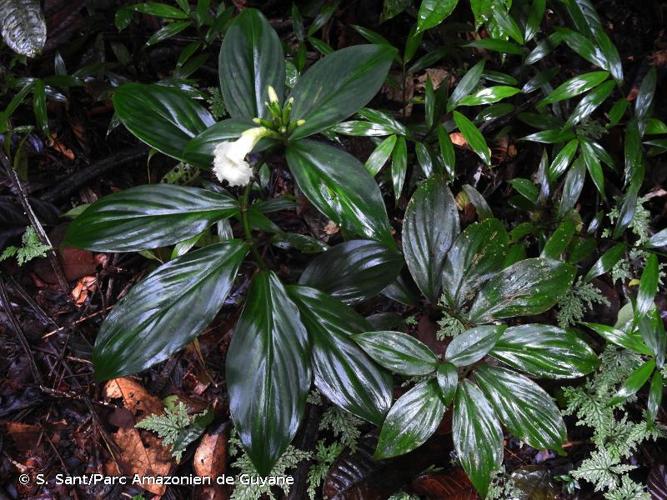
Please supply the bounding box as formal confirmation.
[64,8,403,476]
[352,178,598,497]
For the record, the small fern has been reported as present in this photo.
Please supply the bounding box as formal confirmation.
[135,399,212,462]
[556,277,609,328]
[306,440,343,500]
[318,406,362,452]
[436,299,466,339]
[0,226,51,266]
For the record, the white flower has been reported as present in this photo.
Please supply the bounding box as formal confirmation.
[212,127,268,187]
[267,85,279,104]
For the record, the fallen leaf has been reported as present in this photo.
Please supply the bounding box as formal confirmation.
[412,468,477,499]
[71,275,97,305]
[104,378,163,420]
[449,132,467,147]
[5,422,42,453]
[194,431,227,478]
[49,133,76,160]
[105,427,173,495]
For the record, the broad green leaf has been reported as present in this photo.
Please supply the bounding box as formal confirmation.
[525,33,562,65]
[129,2,189,18]
[445,325,506,367]
[648,228,667,249]
[475,365,566,451]
[94,240,248,380]
[358,108,408,136]
[415,142,434,177]
[476,103,514,123]
[146,20,191,46]
[365,134,397,176]
[453,111,491,165]
[525,0,546,42]
[288,286,393,424]
[582,322,652,356]
[608,98,629,127]
[612,359,655,405]
[541,219,576,259]
[227,271,311,475]
[299,239,402,304]
[547,139,579,183]
[491,324,598,379]
[521,128,576,144]
[218,8,284,119]
[331,121,394,137]
[648,371,662,423]
[583,243,625,282]
[453,380,503,498]
[375,380,446,458]
[32,79,48,136]
[113,83,214,161]
[565,80,615,128]
[0,0,46,57]
[457,86,520,107]
[416,0,459,33]
[522,67,559,94]
[509,178,539,204]
[580,140,605,196]
[64,185,238,252]
[491,7,524,44]
[539,71,609,107]
[441,218,508,309]
[290,45,396,140]
[558,155,586,217]
[557,28,607,71]
[448,60,485,111]
[286,140,394,246]
[462,184,493,220]
[635,67,657,125]
[354,330,438,376]
[469,258,575,322]
[402,177,460,302]
[637,252,659,317]
[645,118,667,135]
[437,125,456,178]
[391,136,408,199]
[183,118,258,166]
[638,308,666,367]
[436,362,458,403]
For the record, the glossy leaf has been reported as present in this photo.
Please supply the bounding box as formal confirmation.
[462,184,493,220]
[565,80,615,128]
[453,380,503,498]
[113,83,214,161]
[226,271,311,475]
[522,128,576,144]
[648,371,662,423]
[637,253,659,316]
[583,243,625,282]
[65,185,238,252]
[391,136,408,199]
[94,240,248,380]
[375,380,446,459]
[437,126,456,178]
[288,286,393,425]
[612,359,655,404]
[648,228,667,249]
[286,140,394,246]
[416,0,458,33]
[354,330,438,376]
[638,308,666,368]
[436,362,458,404]
[457,86,520,107]
[469,258,575,322]
[453,111,491,165]
[299,239,402,304]
[466,38,524,55]
[558,155,586,217]
[635,67,657,124]
[445,325,506,367]
[218,8,284,119]
[290,45,395,140]
[580,140,605,196]
[448,61,485,111]
[402,177,460,302]
[491,324,598,379]
[365,135,397,176]
[539,71,609,106]
[441,218,508,309]
[525,0,546,42]
[582,322,652,356]
[0,0,46,57]
[475,365,566,451]
[541,219,576,259]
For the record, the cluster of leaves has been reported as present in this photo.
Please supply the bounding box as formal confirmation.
[3,0,661,498]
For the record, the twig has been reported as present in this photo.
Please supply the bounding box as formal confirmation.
[0,275,43,384]
[1,151,70,292]
[41,146,147,203]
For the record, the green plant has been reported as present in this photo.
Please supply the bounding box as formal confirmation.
[0,226,50,265]
[135,397,213,462]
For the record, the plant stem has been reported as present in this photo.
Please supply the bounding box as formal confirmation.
[240,181,267,270]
